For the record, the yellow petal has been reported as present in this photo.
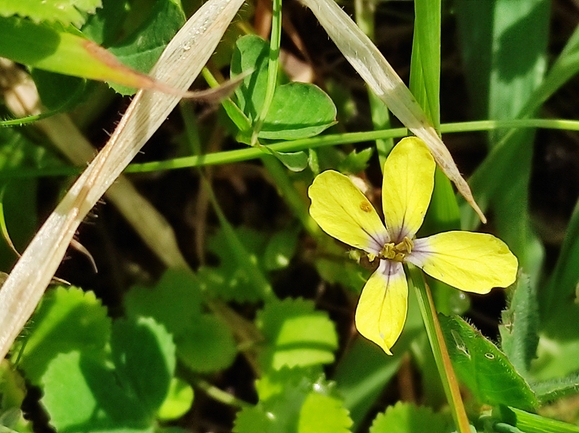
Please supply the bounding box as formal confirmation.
[355,260,408,355]
[382,137,435,241]
[309,170,388,254]
[409,231,518,294]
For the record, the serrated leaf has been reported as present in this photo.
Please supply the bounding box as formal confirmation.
[124,269,203,335]
[256,299,338,371]
[156,378,194,421]
[0,0,101,27]
[175,314,237,373]
[110,317,176,417]
[81,0,129,46]
[108,0,185,95]
[16,286,110,385]
[499,272,539,375]
[231,35,336,140]
[440,314,538,410]
[337,148,373,175]
[298,391,352,433]
[531,371,579,404]
[369,402,451,433]
[235,369,351,433]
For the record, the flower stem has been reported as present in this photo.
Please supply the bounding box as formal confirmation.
[408,265,471,433]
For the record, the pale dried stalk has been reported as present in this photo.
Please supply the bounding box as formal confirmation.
[299,0,486,223]
[0,0,246,360]
[0,58,188,270]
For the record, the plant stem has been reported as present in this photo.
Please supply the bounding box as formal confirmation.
[408,265,471,433]
[4,118,579,179]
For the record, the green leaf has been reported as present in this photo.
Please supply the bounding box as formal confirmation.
[532,371,579,403]
[0,16,172,91]
[156,378,194,421]
[198,226,270,302]
[0,0,102,27]
[259,83,337,140]
[41,317,175,432]
[124,269,203,335]
[263,225,300,271]
[369,402,451,433]
[41,351,152,432]
[337,148,373,175]
[16,286,110,386]
[456,0,549,285]
[175,314,237,373]
[234,368,352,433]
[231,35,336,140]
[497,406,579,433]
[439,314,538,410]
[499,272,539,376]
[81,0,129,46]
[110,317,176,417]
[541,200,579,338]
[0,361,32,433]
[409,0,440,129]
[256,298,338,371]
[268,149,309,172]
[107,0,185,95]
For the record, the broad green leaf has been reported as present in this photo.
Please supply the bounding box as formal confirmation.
[110,317,176,418]
[156,378,194,421]
[81,0,129,46]
[124,269,202,335]
[0,16,176,92]
[234,368,352,433]
[369,402,451,433]
[0,0,101,27]
[175,314,237,373]
[108,0,185,95]
[231,35,336,141]
[440,314,538,410]
[41,317,174,432]
[258,83,337,140]
[16,286,110,386]
[499,272,539,376]
[256,298,338,371]
[41,351,152,432]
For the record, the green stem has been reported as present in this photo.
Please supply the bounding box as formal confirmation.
[408,265,471,433]
[251,0,282,144]
[4,118,579,179]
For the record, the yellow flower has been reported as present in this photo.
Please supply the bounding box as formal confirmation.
[308,137,518,354]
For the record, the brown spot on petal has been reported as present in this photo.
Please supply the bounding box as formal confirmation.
[360,202,373,213]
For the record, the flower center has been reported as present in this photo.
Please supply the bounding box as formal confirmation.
[379,236,413,262]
